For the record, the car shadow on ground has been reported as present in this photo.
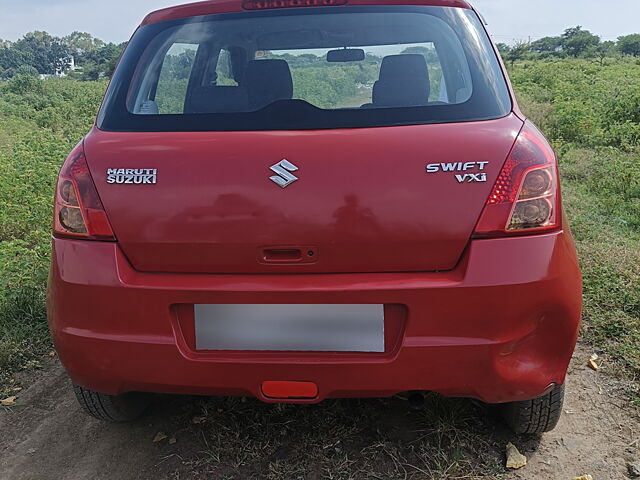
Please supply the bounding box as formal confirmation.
[127,390,535,478]
[4,351,635,480]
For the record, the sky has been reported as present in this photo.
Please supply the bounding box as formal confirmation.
[0,0,639,44]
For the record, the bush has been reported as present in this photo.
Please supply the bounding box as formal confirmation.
[510,58,640,150]
[0,78,106,389]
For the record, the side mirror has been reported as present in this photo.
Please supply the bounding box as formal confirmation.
[327,48,365,63]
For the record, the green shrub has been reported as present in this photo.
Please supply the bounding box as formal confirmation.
[510,58,640,150]
[0,78,105,390]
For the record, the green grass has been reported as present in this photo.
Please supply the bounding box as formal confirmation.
[509,59,640,392]
[0,58,638,429]
[0,77,106,391]
[561,148,640,381]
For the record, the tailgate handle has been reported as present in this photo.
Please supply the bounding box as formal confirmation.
[260,246,318,264]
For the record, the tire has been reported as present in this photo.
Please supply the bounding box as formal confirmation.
[73,384,151,422]
[501,384,565,434]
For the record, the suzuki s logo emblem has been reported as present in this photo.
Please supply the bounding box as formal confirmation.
[269,159,299,188]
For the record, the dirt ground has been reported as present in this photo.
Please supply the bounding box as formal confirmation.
[1,346,638,480]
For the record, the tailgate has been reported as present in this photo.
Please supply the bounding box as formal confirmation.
[85,114,522,273]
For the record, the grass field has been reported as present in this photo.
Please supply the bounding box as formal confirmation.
[0,58,638,476]
[509,60,640,387]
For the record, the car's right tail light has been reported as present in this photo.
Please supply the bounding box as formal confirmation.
[474,122,561,237]
[53,142,116,241]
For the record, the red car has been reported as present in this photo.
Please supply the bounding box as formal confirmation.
[48,0,582,433]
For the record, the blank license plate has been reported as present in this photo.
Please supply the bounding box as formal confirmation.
[194,304,384,352]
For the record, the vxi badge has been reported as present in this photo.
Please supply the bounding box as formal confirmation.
[426,161,489,183]
[107,168,158,185]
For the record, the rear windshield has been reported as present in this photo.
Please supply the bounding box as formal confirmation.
[98,6,511,131]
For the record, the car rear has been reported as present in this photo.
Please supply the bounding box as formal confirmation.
[48,0,582,431]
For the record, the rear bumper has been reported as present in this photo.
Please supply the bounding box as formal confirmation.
[47,231,582,404]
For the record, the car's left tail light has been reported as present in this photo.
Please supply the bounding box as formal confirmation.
[53,143,115,241]
[474,122,561,237]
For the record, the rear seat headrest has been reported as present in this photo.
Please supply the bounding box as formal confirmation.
[243,59,293,109]
[373,54,430,107]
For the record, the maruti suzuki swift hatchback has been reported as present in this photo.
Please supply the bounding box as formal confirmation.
[48,0,582,433]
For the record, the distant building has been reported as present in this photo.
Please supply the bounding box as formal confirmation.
[54,55,81,77]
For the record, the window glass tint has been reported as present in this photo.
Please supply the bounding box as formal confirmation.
[215,48,239,86]
[155,43,198,114]
[99,6,511,131]
[259,42,452,110]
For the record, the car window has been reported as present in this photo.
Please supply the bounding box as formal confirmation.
[258,41,452,109]
[154,43,198,114]
[215,48,239,86]
[100,6,511,131]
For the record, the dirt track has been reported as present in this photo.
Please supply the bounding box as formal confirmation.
[1,347,638,479]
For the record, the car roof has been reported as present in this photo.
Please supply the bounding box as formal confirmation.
[142,0,473,26]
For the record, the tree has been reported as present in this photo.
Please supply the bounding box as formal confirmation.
[530,36,563,54]
[586,41,617,64]
[160,49,197,80]
[0,31,125,79]
[617,34,640,57]
[506,40,530,66]
[84,42,125,78]
[103,43,125,77]
[14,65,39,77]
[495,43,511,57]
[8,31,71,74]
[561,26,600,57]
[0,44,32,78]
[401,45,439,64]
[79,61,101,81]
[63,31,105,64]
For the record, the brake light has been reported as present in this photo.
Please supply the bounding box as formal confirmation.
[474,122,560,237]
[53,143,115,241]
[243,0,346,9]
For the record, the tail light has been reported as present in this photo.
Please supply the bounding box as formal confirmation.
[474,122,560,237]
[53,142,116,241]
[243,0,346,9]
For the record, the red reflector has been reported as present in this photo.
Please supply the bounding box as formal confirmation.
[262,381,319,399]
[243,0,346,9]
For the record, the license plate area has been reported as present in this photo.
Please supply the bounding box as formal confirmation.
[193,304,385,352]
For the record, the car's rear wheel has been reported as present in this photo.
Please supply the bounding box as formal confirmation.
[501,384,565,434]
[73,384,151,422]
